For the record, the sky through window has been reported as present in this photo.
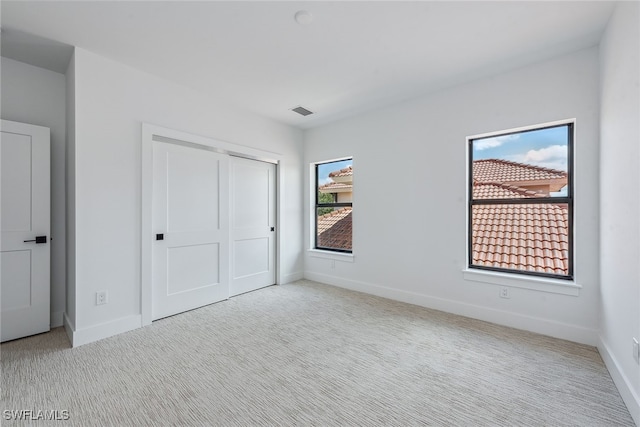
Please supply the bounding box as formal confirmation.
[472,126,568,172]
[317,159,353,186]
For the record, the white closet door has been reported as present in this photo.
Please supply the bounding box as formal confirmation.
[229,157,276,297]
[152,141,229,320]
[1,120,50,342]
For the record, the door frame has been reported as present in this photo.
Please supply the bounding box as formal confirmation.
[141,123,282,327]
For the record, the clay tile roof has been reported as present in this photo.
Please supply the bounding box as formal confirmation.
[473,182,545,199]
[328,166,353,178]
[471,159,570,275]
[473,159,567,184]
[317,207,352,251]
[319,182,353,192]
[472,203,569,275]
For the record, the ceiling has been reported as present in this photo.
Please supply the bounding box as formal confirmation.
[1,1,615,129]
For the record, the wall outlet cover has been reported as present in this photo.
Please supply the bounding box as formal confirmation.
[96,291,108,305]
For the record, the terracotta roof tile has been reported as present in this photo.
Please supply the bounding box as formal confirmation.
[473,182,545,199]
[474,159,567,183]
[328,166,353,178]
[319,182,353,192]
[470,158,570,276]
[471,203,569,275]
[317,207,352,250]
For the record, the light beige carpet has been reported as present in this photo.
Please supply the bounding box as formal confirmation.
[1,280,634,426]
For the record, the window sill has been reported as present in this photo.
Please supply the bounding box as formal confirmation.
[462,269,581,296]
[307,249,354,263]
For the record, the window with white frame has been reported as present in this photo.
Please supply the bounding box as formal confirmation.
[468,122,573,279]
[315,158,353,253]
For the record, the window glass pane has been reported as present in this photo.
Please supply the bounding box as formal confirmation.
[472,126,569,199]
[471,203,569,276]
[317,159,353,203]
[315,158,353,253]
[317,207,352,251]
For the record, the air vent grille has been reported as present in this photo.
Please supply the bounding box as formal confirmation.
[291,106,314,116]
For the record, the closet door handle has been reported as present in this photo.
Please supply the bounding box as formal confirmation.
[24,236,47,244]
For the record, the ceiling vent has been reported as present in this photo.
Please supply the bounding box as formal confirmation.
[291,106,314,116]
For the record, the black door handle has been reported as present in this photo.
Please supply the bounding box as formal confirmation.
[270,227,275,232]
[156,233,164,241]
[24,236,47,244]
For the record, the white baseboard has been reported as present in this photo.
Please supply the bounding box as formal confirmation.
[50,311,64,328]
[66,314,142,347]
[598,337,640,425]
[63,312,75,345]
[304,272,598,346]
[280,271,304,285]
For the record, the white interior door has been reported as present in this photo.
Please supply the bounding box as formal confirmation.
[230,157,276,297]
[1,120,50,342]
[152,141,229,320]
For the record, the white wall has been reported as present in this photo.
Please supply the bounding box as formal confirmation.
[304,48,601,345]
[1,57,67,328]
[68,48,303,345]
[598,2,640,423]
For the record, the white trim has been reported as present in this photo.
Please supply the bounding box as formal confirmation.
[280,271,304,285]
[307,249,355,263]
[276,160,284,286]
[305,272,597,345]
[141,123,284,326]
[141,124,153,326]
[598,336,640,425]
[63,312,75,345]
[309,157,354,255]
[50,311,64,328]
[462,269,581,296]
[67,315,142,347]
[153,134,279,165]
[465,118,577,291]
[467,118,577,141]
[312,155,353,166]
[144,125,281,163]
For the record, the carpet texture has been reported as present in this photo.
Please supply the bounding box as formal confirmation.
[1,280,634,426]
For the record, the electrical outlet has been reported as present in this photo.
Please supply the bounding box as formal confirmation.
[499,287,510,299]
[96,291,108,305]
[633,338,639,364]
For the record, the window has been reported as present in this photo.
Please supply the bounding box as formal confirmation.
[315,158,353,253]
[468,122,573,279]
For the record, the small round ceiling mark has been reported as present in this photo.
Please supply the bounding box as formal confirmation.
[294,10,313,25]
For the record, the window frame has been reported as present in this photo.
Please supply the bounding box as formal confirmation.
[314,158,353,254]
[467,121,574,281]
